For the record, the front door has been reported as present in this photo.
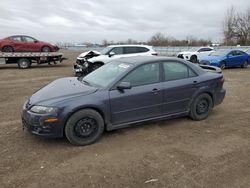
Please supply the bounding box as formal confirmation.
[109,62,163,125]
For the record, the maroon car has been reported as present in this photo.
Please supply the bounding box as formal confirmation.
[0,35,59,52]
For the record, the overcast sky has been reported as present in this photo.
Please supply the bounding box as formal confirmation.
[0,0,249,43]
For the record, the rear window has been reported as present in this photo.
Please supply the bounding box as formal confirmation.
[124,47,138,54]
[137,47,149,53]
[11,36,22,42]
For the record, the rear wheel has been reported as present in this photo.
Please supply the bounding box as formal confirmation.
[17,58,31,69]
[65,109,104,146]
[2,46,14,52]
[41,46,51,52]
[189,93,213,121]
[241,61,248,68]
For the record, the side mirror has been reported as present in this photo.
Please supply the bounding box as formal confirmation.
[117,82,131,91]
[109,51,115,57]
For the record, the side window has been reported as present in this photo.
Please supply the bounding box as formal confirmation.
[22,36,35,42]
[205,48,213,51]
[121,63,160,87]
[228,52,234,56]
[11,36,22,42]
[198,48,205,52]
[163,62,196,81]
[198,48,212,52]
[235,51,244,56]
[124,47,138,54]
[110,47,123,55]
[138,47,149,53]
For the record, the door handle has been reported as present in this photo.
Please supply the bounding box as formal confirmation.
[193,80,198,84]
[152,88,160,94]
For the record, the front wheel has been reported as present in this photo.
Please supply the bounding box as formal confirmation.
[190,56,198,63]
[41,46,51,52]
[65,109,104,146]
[220,62,226,70]
[189,93,213,121]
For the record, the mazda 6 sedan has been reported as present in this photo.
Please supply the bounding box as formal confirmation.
[22,56,226,146]
[0,35,59,52]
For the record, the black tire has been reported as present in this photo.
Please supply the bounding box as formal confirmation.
[41,46,51,52]
[17,58,31,69]
[189,93,213,121]
[2,46,14,52]
[91,63,102,72]
[220,62,226,69]
[190,55,198,63]
[241,61,248,68]
[65,109,104,146]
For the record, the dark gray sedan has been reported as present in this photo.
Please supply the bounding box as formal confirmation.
[22,56,226,146]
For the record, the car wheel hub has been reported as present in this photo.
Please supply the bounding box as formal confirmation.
[74,118,96,137]
[196,99,208,114]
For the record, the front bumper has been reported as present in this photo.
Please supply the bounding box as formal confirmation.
[177,54,190,61]
[73,59,90,76]
[214,88,226,106]
[22,109,64,138]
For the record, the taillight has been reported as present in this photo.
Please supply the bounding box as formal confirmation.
[152,53,158,56]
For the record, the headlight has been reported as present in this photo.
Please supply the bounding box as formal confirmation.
[30,105,58,114]
[210,59,219,64]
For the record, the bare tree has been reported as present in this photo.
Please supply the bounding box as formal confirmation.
[223,7,250,45]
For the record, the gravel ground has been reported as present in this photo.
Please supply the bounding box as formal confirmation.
[0,50,250,188]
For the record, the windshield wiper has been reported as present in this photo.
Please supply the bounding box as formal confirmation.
[82,79,91,86]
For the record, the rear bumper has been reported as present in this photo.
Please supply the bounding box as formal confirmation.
[214,88,226,106]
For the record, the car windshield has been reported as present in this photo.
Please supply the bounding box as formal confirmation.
[82,61,132,87]
[209,50,229,56]
[100,47,112,55]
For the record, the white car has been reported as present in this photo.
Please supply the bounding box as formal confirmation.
[74,44,157,76]
[177,47,214,63]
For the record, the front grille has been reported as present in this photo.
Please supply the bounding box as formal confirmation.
[199,60,210,65]
[177,54,184,59]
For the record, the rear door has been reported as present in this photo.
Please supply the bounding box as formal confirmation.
[162,61,198,115]
[10,36,23,51]
[109,62,163,125]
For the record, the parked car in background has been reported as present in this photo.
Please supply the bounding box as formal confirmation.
[177,47,214,63]
[73,44,157,76]
[199,49,249,69]
[0,35,59,52]
[22,56,226,146]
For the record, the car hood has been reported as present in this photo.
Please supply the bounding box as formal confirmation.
[29,77,98,106]
[201,55,225,62]
[78,51,101,59]
[179,51,196,55]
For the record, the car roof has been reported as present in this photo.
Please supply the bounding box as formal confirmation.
[107,44,152,48]
[6,35,33,38]
[115,56,206,75]
[116,56,185,65]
